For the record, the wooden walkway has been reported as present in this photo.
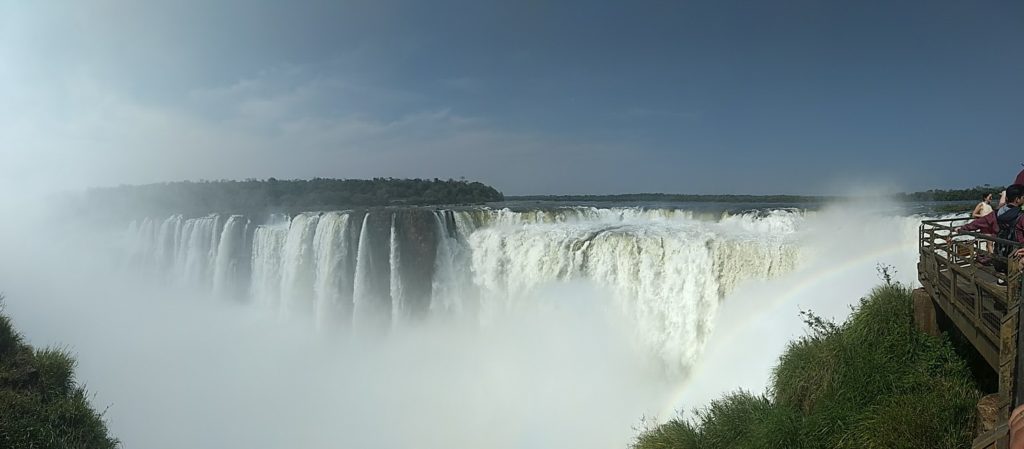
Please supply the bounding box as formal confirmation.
[919,217,1024,449]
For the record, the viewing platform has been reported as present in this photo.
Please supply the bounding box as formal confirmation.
[919,217,1024,449]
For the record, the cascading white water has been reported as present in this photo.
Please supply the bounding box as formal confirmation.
[250,222,288,308]
[388,213,406,327]
[154,215,183,274]
[430,211,477,316]
[124,207,820,371]
[280,213,320,318]
[312,212,354,330]
[127,214,226,288]
[123,207,961,379]
[178,215,222,288]
[351,212,393,333]
[212,215,248,300]
[351,213,373,330]
[465,216,801,372]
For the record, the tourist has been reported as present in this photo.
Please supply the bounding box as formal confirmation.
[999,166,1024,208]
[1012,404,1024,449]
[960,185,1024,237]
[973,193,994,218]
[971,193,995,255]
[960,185,1024,276]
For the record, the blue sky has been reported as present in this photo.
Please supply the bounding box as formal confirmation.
[1,0,1021,195]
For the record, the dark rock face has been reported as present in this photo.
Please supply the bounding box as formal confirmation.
[978,393,1001,434]
[351,209,440,328]
[336,211,364,319]
[353,211,394,331]
[912,288,939,337]
[392,209,439,321]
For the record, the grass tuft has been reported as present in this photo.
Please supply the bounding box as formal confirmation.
[0,295,119,448]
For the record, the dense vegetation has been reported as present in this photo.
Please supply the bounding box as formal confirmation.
[77,178,1002,220]
[634,282,979,449]
[80,178,504,218]
[510,185,1004,203]
[508,193,827,203]
[0,297,118,448]
[897,185,1003,202]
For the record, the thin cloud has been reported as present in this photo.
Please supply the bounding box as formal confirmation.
[619,107,702,121]
[441,76,485,94]
[0,66,640,195]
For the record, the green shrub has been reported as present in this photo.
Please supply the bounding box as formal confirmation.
[0,307,21,357]
[0,296,118,448]
[633,418,700,449]
[34,347,77,399]
[700,391,801,449]
[634,284,979,449]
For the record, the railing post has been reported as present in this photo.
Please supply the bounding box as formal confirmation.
[1015,261,1024,408]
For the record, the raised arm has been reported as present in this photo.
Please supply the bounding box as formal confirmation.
[959,212,997,234]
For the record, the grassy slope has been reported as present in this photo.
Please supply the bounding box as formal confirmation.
[635,284,980,449]
[0,297,118,449]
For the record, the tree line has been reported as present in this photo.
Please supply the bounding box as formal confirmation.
[508,193,827,203]
[895,184,1002,202]
[80,178,504,218]
[510,185,1004,203]
[76,178,1001,220]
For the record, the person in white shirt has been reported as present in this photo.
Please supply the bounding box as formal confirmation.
[970,192,996,256]
[973,193,994,218]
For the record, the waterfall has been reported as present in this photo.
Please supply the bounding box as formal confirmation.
[430,210,477,316]
[312,212,355,330]
[212,215,249,301]
[352,212,392,333]
[155,215,183,275]
[280,213,320,318]
[250,222,288,308]
[175,215,223,288]
[122,206,826,371]
[389,213,405,327]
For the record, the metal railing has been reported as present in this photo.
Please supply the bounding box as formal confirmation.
[919,216,1024,449]
[920,216,1023,283]
[919,217,1021,367]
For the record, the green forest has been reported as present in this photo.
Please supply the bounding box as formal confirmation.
[511,185,1004,203]
[76,178,1004,219]
[81,178,504,217]
[508,193,826,203]
[896,185,1003,202]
